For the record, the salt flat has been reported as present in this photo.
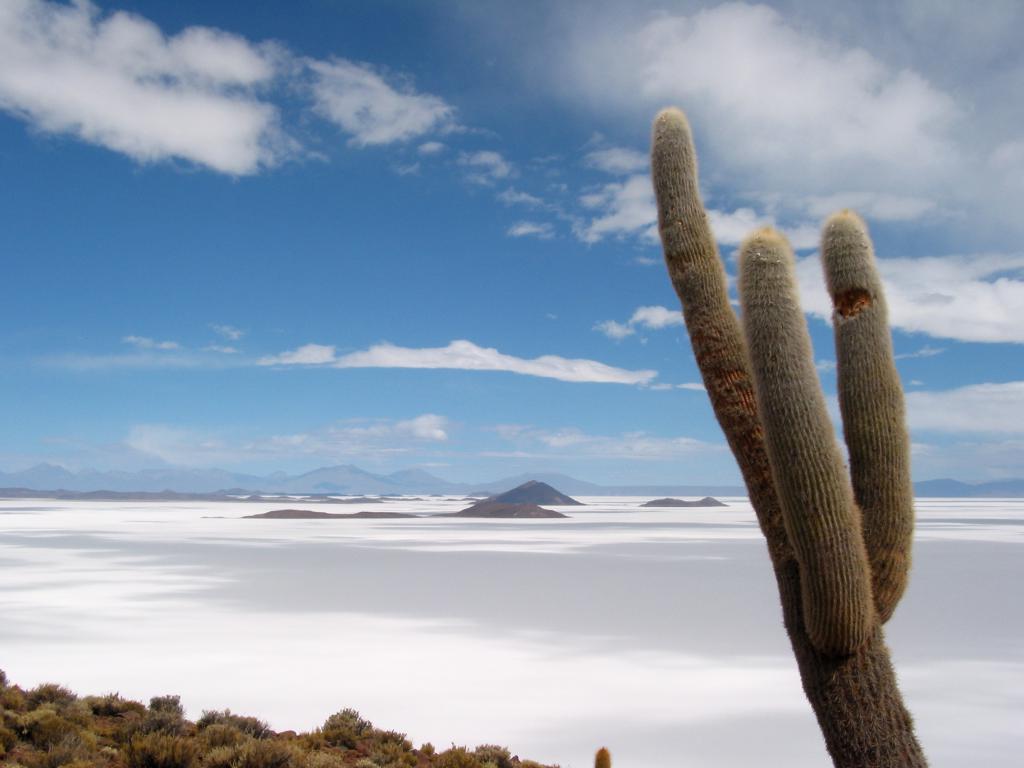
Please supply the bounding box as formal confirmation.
[1,496,1021,767]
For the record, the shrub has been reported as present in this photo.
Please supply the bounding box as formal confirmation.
[199,724,244,750]
[126,732,198,768]
[231,738,297,768]
[472,746,513,768]
[37,731,94,768]
[303,751,347,768]
[200,745,236,768]
[138,697,188,737]
[0,724,18,755]
[319,710,372,750]
[433,747,481,768]
[197,711,272,739]
[85,693,146,718]
[17,708,79,749]
[27,685,77,711]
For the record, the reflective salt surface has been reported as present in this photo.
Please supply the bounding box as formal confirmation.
[1,496,1021,767]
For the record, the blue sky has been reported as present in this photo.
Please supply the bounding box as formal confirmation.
[0,0,1022,484]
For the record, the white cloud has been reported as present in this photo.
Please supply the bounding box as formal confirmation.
[895,345,945,360]
[330,339,656,385]
[210,324,244,340]
[593,320,635,340]
[125,415,450,467]
[796,252,1024,343]
[417,140,446,155]
[677,382,706,392]
[907,381,1024,434]
[576,173,658,243]
[584,146,648,174]
[491,425,717,461]
[203,344,239,355]
[595,305,683,340]
[122,335,180,350]
[497,188,544,207]
[0,0,288,174]
[629,305,684,330]
[125,424,234,467]
[506,221,554,239]
[458,150,513,184]
[563,3,960,208]
[309,57,455,146]
[802,193,936,222]
[258,343,337,365]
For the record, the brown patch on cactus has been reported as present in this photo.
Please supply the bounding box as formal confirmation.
[834,289,872,318]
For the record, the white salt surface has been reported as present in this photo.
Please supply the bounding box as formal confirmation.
[1,496,1021,766]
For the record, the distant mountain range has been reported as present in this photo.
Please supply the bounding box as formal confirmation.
[0,463,1021,497]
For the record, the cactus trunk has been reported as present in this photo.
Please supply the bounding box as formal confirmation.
[650,107,927,767]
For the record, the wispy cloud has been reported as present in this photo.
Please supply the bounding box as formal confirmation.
[497,188,544,207]
[258,343,337,366]
[506,221,554,239]
[595,305,683,340]
[125,414,450,467]
[122,335,180,351]
[907,381,1024,434]
[0,0,289,174]
[417,140,446,155]
[458,150,513,185]
[584,146,648,175]
[210,324,244,341]
[309,58,455,145]
[489,424,718,461]
[330,340,656,385]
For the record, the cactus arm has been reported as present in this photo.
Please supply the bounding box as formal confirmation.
[650,107,792,565]
[737,229,876,656]
[821,211,914,622]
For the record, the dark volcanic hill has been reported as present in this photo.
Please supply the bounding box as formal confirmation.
[489,480,583,506]
[640,496,727,508]
[244,509,417,519]
[438,501,568,519]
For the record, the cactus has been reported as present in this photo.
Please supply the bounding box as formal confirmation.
[594,747,611,768]
[645,107,926,767]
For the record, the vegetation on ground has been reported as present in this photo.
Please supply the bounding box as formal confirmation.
[0,670,555,768]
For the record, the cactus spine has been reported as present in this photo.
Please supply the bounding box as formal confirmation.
[649,107,926,767]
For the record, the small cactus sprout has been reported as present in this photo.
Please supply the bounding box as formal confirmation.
[648,107,926,768]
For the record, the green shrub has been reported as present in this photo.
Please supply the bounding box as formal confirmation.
[18,708,79,749]
[200,745,236,768]
[2,685,29,713]
[231,738,297,768]
[85,693,146,718]
[197,711,271,739]
[472,746,513,768]
[319,710,372,750]
[303,751,347,768]
[27,685,77,710]
[138,697,188,737]
[126,732,198,768]
[36,731,95,768]
[434,747,481,768]
[199,724,244,750]
[0,724,17,757]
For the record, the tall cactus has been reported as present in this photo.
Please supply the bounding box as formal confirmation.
[644,107,926,767]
